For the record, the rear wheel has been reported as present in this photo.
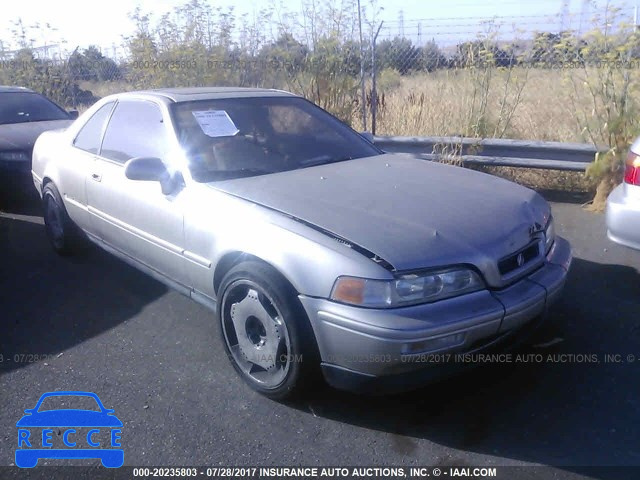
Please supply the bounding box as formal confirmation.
[218,261,319,400]
[42,183,77,256]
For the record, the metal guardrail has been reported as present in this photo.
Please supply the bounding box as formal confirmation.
[372,136,608,171]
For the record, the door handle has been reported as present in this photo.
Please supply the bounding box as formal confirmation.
[91,173,102,182]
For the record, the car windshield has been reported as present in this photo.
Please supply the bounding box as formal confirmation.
[0,92,69,125]
[37,395,102,412]
[170,96,381,182]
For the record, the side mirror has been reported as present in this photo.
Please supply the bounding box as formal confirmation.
[68,110,79,120]
[360,131,374,143]
[124,157,177,195]
[125,157,167,181]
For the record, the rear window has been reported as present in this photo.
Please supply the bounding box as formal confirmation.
[0,92,69,125]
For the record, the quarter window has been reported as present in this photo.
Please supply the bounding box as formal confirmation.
[101,101,169,163]
[73,102,115,154]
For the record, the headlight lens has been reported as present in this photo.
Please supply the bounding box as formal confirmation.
[544,217,556,253]
[0,151,29,162]
[331,267,484,308]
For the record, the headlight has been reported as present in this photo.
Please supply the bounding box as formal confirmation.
[0,151,29,162]
[544,216,556,253]
[330,267,485,308]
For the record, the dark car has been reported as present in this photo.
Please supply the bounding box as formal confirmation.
[0,86,76,177]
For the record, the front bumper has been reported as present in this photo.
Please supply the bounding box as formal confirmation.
[299,236,572,393]
[606,183,640,251]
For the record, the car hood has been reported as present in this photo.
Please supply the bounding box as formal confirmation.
[209,154,550,284]
[16,410,122,427]
[0,119,72,153]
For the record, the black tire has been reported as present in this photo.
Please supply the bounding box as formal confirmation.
[42,183,78,256]
[217,261,320,400]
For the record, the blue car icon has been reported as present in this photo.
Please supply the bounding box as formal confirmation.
[16,391,123,468]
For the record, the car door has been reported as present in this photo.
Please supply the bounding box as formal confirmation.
[62,101,115,230]
[86,99,189,286]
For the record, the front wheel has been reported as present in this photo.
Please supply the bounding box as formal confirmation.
[42,183,78,256]
[218,261,319,400]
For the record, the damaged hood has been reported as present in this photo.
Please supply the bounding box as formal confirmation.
[209,154,550,284]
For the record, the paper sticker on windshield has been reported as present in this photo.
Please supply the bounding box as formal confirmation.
[192,110,239,137]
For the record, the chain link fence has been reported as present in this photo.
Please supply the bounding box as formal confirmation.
[1,2,638,144]
[366,5,639,137]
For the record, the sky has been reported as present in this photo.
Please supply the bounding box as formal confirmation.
[0,0,636,56]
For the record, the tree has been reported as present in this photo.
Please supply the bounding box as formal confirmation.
[68,46,121,82]
[418,40,447,72]
[376,36,421,74]
[258,33,309,74]
[1,48,96,107]
[527,31,583,65]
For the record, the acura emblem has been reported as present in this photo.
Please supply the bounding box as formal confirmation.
[517,253,525,267]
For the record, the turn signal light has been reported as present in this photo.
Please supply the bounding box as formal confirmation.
[624,151,640,185]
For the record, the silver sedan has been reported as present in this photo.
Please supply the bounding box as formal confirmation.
[31,88,572,399]
[606,137,640,250]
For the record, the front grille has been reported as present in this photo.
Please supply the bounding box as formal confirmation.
[498,242,540,276]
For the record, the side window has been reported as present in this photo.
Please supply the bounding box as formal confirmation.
[73,102,115,154]
[100,101,169,164]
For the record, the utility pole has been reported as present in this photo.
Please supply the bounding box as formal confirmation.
[357,0,367,131]
[371,21,383,135]
[579,0,590,35]
[560,0,569,31]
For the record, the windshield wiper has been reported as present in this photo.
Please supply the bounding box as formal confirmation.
[206,168,273,180]
[300,155,355,167]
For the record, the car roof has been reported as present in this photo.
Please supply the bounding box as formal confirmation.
[117,87,297,103]
[0,85,36,93]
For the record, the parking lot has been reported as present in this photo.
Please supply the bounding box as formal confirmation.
[1,184,639,479]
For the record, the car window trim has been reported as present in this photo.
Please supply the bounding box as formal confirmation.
[72,101,117,154]
[97,99,172,165]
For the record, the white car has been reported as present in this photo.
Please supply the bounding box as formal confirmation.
[606,138,640,250]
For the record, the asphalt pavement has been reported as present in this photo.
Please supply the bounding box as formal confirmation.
[1,182,639,480]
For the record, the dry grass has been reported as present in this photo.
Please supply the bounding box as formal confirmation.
[364,68,599,143]
[469,165,595,191]
[352,67,634,195]
[79,80,137,99]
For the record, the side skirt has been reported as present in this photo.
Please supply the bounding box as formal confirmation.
[84,232,218,314]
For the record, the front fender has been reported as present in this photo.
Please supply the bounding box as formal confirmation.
[185,188,393,299]
[33,130,67,194]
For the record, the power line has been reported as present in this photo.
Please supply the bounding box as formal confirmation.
[384,7,635,25]
[395,0,632,9]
